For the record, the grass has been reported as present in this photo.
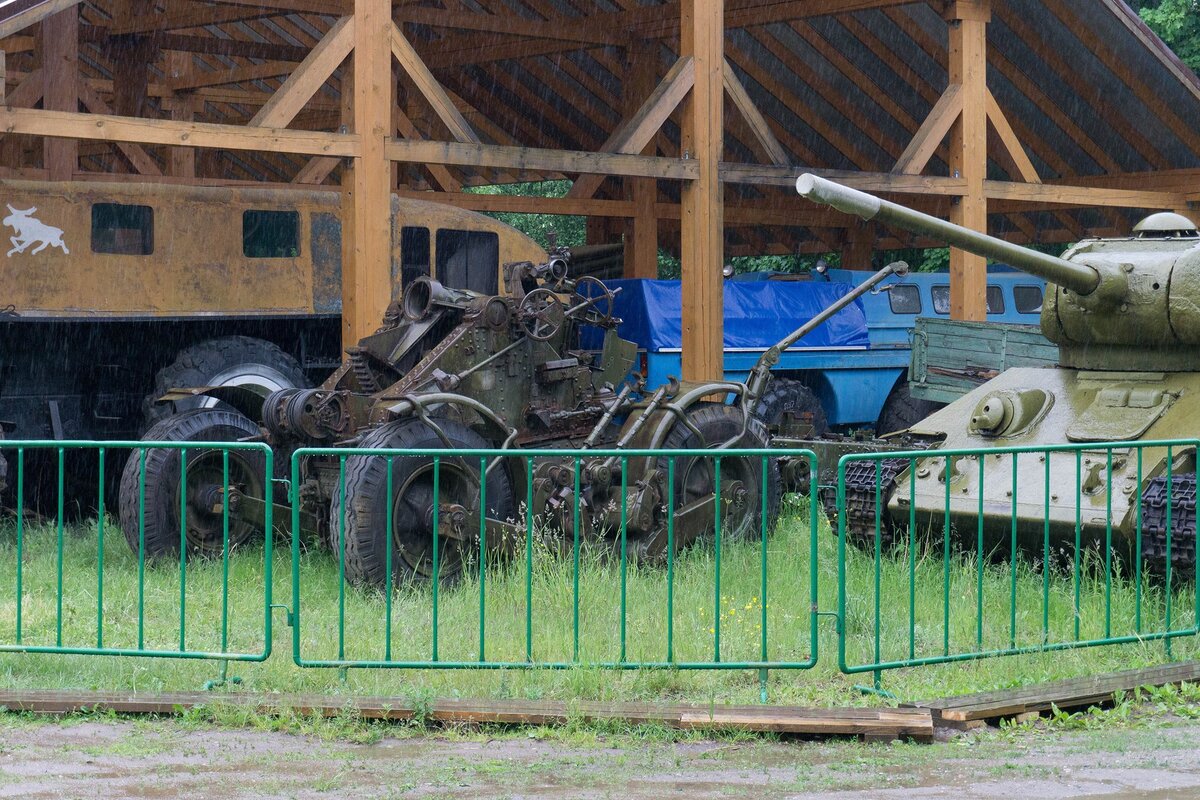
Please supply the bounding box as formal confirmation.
[0,495,1193,709]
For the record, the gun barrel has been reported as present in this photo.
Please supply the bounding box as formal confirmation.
[795,174,1100,296]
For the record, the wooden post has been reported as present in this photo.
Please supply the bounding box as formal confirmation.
[947,0,989,321]
[625,39,659,279]
[344,0,393,348]
[41,7,77,181]
[166,50,195,178]
[679,0,724,381]
[840,221,875,271]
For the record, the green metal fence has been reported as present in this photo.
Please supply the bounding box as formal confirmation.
[290,446,819,689]
[835,439,1200,681]
[0,440,274,662]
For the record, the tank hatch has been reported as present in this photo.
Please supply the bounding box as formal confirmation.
[1066,381,1175,442]
[1132,212,1199,238]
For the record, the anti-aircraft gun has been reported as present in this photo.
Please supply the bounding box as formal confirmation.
[796,172,1200,571]
[116,238,899,588]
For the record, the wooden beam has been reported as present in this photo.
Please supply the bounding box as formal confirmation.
[568,55,694,199]
[892,83,961,175]
[396,7,625,47]
[76,80,162,176]
[721,59,788,166]
[170,61,300,92]
[679,0,723,381]
[0,0,80,40]
[395,188,635,218]
[345,0,393,346]
[387,138,697,180]
[946,0,989,322]
[0,107,359,155]
[840,221,875,270]
[984,89,1039,184]
[721,163,967,194]
[41,4,77,181]
[165,49,196,178]
[389,22,478,144]
[250,15,353,128]
[624,38,660,279]
[984,181,1185,209]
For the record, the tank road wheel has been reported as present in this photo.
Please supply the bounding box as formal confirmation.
[145,336,309,428]
[118,409,267,559]
[876,380,943,435]
[330,419,515,589]
[638,405,780,561]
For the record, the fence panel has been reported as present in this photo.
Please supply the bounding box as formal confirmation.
[836,439,1200,677]
[290,446,819,679]
[0,440,274,662]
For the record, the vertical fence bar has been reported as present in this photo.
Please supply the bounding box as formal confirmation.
[943,454,951,658]
[431,456,440,663]
[14,448,22,645]
[759,456,768,670]
[1042,452,1050,646]
[1010,452,1018,650]
[96,447,105,649]
[666,457,675,664]
[874,456,883,673]
[291,450,302,663]
[55,447,64,647]
[572,458,581,664]
[385,457,394,662]
[138,448,147,650]
[221,450,230,658]
[977,454,985,652]
[337,456,346,662]
[524,457,533,662]
[1135,448,1144,633]
[477,456,486,664]
[909,457,917,662]
[619,456,628,665]
[1104,448,1113,639]
[713,456,722,664]
[810,453,820,667]
[1074,449,1082,642]
[179,447,188,652]
[1165,449,1173,650]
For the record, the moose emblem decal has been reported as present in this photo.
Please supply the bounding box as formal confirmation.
[3,205,69,257]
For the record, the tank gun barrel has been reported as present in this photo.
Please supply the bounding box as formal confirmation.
[795,173,1100,296]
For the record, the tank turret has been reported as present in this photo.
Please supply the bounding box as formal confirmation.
[796,173,1200,371]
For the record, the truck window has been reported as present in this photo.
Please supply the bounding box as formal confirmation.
[401,226,430,285]
[887,284,921,314]
[1014,285,1044,313]
[436,229,499,294]
[243,210,300,258]
[91,203,153,255]
[932,285,1004,314]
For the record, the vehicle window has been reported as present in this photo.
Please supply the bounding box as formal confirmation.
[436,229,499,294]
[243,210,300,258]
[986,285,1004,314]
[887,284,921,314]
[932,285,950,314]
[1014,285,1044,314]
[932,285,1005,314]
[401,226,430,285]
[91,203,153,255]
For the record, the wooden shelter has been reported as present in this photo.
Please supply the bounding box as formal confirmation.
[0,0,1197,379]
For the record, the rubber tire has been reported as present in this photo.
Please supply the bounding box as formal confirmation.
[145,336,309,428]
[876,380,944,435]
[330,418,515,590]
[118,408,266,559]
[753,378,828,437]
[658,404,781,544]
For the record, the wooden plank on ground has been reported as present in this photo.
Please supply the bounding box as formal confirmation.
[908,661,1200,725]
[0,690,933,741]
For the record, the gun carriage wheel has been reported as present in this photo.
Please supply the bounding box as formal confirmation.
[118,408,269,558]
[518,288,566,342]
[330,418,515,589]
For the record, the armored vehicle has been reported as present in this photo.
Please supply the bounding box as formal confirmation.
[796,173,1199,571]
[117,243,901,588]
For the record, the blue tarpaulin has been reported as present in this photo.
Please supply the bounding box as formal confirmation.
[596,279,869,351]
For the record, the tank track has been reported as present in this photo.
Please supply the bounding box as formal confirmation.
[1139,473,1197,574]
[839,458,911,549]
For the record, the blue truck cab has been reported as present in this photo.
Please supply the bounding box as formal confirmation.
[602,267,1045,433]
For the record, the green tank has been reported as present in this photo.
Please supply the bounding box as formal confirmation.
[796,173,1199,571]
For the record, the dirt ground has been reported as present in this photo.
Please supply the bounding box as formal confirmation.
[1,713,1199,800]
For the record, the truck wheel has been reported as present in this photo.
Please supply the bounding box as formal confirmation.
[331,418,515,590]
[145,336,309,428]
[118,409,267,559]
[656,404,781,548]
[876,380,943,434]
[753,378,828,438]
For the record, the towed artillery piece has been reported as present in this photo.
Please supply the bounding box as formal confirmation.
[796,173,1200,571]
[118,245,900,588]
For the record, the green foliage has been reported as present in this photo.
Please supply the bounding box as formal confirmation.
[1134,0,1200,72]
[464,180,587,250]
